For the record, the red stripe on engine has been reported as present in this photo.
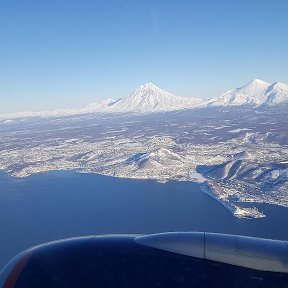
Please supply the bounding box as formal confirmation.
[3,251,33,288]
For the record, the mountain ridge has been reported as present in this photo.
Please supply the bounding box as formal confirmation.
[208,79,288,107]
[1,79,287,120]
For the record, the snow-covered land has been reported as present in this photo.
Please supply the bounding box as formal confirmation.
[0,80,287,219]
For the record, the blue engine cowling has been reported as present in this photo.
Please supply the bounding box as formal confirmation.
[1,232,288,288]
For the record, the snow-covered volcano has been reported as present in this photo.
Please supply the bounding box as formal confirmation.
[0,82,203,119]
[208,79,288,107]
[109,82,203,112]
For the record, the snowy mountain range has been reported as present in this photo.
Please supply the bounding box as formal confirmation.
[1,79,288,120]
[208,79,288,107]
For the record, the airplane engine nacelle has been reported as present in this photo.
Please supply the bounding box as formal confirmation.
[0,232,288,288]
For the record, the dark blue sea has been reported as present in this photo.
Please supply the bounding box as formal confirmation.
[0,171,287,269]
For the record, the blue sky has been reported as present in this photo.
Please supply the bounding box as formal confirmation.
[0,0,287,113]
